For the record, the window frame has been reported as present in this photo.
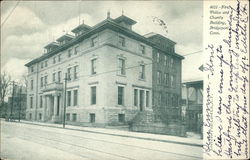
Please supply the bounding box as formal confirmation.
[73,90,78,106]
[91,86,97,105]
[67,90,71,107]
[118,58,126,76]
[91,58,97,75]
[117,86,124,105]
[140,44,145,54]
[139,64,145,80]
[118,36,125,47]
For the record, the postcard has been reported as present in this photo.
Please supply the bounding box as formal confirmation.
[0,0,249,160]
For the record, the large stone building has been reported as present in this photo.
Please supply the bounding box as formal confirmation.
[6,85,27,120]
[25,13,183,127]
[145,33,183,124]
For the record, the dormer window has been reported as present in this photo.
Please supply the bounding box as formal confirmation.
[119,36,125,47]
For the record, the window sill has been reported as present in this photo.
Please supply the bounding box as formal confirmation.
[116,105,126,107]
[138,78,146,81]
[117,74,126,77]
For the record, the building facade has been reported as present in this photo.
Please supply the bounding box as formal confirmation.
[25,14,153,126]
[6,85,27,120]
[145,33,183,124]
[25,14,183,127]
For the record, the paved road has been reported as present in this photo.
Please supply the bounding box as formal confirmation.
[1,121,202,160]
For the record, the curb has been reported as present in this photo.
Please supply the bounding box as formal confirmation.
[12,120,203,147]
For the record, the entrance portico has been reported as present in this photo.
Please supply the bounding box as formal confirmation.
[42,82,63,122]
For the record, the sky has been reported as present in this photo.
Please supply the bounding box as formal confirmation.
[1,0,203,82]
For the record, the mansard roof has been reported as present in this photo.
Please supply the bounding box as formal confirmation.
[25,16,183,67]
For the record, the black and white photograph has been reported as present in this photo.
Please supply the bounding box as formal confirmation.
[0,0,249,160]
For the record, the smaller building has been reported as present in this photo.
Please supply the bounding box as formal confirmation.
[6,85,27,120]
[181,80,203,134]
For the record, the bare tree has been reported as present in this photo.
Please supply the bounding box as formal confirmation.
[0,72,12,117]
[0,72,12,107]
[21,73,28,92]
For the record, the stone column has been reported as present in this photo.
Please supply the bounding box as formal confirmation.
[54,95,58,116]
[47,96,50,117]
[43,95,46,121]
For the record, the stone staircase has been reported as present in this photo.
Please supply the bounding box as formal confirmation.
[131,111,155,125]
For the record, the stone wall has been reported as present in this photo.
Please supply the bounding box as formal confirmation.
[130,123,186,137]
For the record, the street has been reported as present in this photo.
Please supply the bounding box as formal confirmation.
[1,121,202,160]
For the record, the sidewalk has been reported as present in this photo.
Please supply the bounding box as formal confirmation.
[8,119,203,147]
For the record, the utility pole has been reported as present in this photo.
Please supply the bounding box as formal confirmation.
[63,73,68,128]
[18,87,22,122]
[10,81,15,121]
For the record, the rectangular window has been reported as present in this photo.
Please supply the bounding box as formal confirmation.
[134,89,138,106]
[157,52,160,63]
[140,45,145,54]
[66,113,70,121]
[118,58,125,75]
[58,71,61,82]
[74,65,79,80]
[38,113,42,120]
[68,49,72,58]
[29,113,32,120]
[166,93,169,106]
[118,86,124,105]
[44,75,48,85]
[73,90,78,106]
[58,54,61,62]
[91,59,97,75]
[119,36,125,47]
[159,92,162,106]
[67,91,71,107]
[170,58,174,68]
[30,97,33,108]
[41,62,44,69]
[164,55,167,66]
[53,57,56,64]
[157,71,161,84]
[40,77,43,87]
[74,46,79,55]
[91,86,96,105]
[118,114,125,123]
[170,75,174,87]
[139,64,145,80]
[40,96,43,108]
[30,80,33,90]
[44,61,48,67]
[146,91,149,107]
[166,73,169,86]
[53,73,56,82]
[67,68,72,80]
[31,66,34,72]
[72,113,77,122]
[90,113,95,123]
[91,36,98,47]
[139,90,144,111]
[173,75,176,88]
